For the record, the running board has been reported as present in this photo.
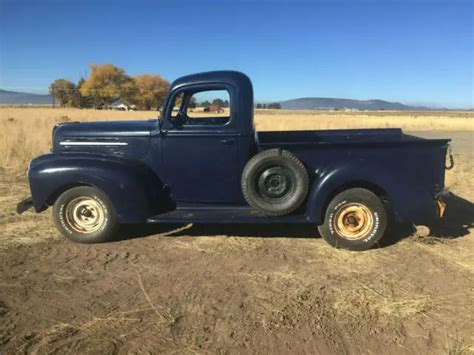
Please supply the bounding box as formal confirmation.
[147,208,309,224]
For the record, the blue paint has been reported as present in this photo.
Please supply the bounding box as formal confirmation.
[26,71,450,227]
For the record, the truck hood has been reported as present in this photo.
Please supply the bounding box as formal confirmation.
[52,119,157,159]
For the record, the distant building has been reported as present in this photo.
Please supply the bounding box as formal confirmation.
[109,100,135,111]
[203,104,224,113]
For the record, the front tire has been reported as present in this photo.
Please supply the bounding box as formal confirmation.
[53,186,118,243]
[318,188,387,251]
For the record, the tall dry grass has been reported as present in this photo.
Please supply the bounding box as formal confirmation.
[255,110,474,131]
[1,107,473,172]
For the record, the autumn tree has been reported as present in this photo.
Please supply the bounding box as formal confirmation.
[80,64,132,108]
[123,75,170,110]
[69,78,85,108]
[188,96,197,109]
[49,79,76,107]
[212,98,225,108]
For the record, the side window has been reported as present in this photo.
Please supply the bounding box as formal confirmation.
[186,90,230,125]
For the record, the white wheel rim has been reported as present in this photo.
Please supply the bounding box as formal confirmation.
[64,197,105,233]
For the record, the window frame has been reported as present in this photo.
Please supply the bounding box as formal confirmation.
[164,84,235,130]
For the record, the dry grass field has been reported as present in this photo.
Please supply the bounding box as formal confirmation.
[0,107,473,354]
[0,107,473,171]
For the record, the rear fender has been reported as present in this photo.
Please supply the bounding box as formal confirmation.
[305,160,420,224]
[28,154,172,223]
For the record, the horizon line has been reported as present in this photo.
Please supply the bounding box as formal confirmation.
[0,87,472,110]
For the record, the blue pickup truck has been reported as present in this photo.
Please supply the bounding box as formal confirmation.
[17,71,451,250]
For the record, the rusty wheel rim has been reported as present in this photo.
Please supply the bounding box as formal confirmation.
[333,203,374,240]
[64,197,105,234]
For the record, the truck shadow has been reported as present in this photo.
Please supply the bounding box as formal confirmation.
[377,192,473,248]
[118,193,473,249]
[428,193,474,238]
[118,223,318,241]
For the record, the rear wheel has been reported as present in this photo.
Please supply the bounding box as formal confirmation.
[318,188,387,251]
[53,186,118,243]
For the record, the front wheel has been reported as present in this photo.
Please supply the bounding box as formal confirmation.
[53,186,118,243]
[318,188,387,251]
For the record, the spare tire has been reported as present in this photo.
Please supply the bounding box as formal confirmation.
[241,149,309,216]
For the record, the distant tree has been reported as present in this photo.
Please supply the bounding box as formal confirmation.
[201,100,211,108]
[256,103,262,109]
[77,77,85,88]
[120,81,138,106]
[262,104,267,109]
[223,99,229,108]
[123,74,170,110]
[267,103,282,109]
[80,64,132,108]
[188,96,197,109]
[76,77,94,108]
[49,79,76,107]
[72,78,86,108]
[212,98,225,108]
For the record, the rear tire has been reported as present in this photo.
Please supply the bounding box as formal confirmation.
[317,188,387,251]
[53,186,118,244]
[241,149,309,216]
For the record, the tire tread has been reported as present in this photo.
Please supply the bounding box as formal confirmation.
[241,149,309,216]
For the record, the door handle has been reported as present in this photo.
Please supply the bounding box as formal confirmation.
[220,139,235,144]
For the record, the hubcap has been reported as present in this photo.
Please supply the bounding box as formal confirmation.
[333,203,374,240]
[64,197,105,234]
[257,167,291,198]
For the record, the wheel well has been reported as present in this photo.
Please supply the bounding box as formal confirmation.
[320,181,390,221]
[46,183,92,206]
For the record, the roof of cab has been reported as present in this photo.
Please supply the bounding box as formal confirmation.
[167,70,255,135]
[170,70,253,92]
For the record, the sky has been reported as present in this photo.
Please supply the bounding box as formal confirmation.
[0,0,472,108]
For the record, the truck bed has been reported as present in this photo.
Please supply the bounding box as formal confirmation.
[257,128,449,147]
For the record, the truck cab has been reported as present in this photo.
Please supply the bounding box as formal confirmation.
[18,71,451,251]
[154,71,256,203]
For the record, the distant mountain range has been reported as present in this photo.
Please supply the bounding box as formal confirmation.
[0,89,53,105]
[0,89,461,111]
[278,97,430,111]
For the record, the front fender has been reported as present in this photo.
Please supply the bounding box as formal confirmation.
[28,153,172,223]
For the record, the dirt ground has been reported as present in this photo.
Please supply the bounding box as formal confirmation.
[0,132,473,354]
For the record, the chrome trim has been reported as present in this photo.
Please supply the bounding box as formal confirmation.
[59,141,128,146]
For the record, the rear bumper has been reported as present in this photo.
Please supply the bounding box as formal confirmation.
[17,196,34,214]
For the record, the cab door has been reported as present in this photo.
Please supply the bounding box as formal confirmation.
[160,88,241,203]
